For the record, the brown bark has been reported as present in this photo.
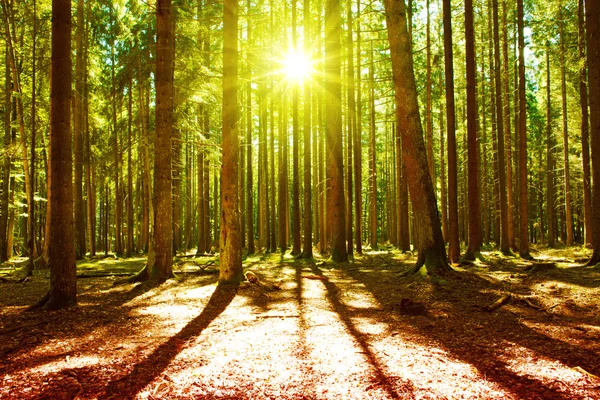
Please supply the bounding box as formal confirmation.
[345,0,354,256]
[464,0,481,260]
[517,0,530,259]
[301,0,313,258]
[354,0,363,254]
[493,0,510,254]
[385,0,451,274]
[36,0,77,310]
[325,0,347,262]
[586,0,600,265]
[546,48,555,247]
[74,0,85,259]
[501,0,515,251]
[0,46,11,262]
[220,0,243,283]
[559,2,573,246]
[369,42,377,250]
[443,0,459,263]
[152,0,174,283]
[425,0,434,184]
[579,0,592,246]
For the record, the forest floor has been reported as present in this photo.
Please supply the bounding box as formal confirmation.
[1,246,600,399]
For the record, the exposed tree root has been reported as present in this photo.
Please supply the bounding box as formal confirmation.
[485,292,542,312]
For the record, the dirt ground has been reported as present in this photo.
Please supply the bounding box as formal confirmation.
[1,246,599,399]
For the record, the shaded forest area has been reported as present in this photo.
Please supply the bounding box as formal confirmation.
[1,0,600,397]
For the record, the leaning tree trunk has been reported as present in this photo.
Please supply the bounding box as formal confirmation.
[384,0,451,274]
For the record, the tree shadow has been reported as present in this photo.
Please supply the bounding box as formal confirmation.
[101,284,238,399]
[309,264,413,399]
[342,258,599,399]
[0,275,218,378]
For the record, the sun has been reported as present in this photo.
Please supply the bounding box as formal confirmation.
[283,50,312,81]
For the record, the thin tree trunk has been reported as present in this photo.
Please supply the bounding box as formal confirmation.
[517,0,530,259]
[354,0,363,254]
[345,0,354,256]
[443,0,459,262]
[369,42,377,250]
[579,0,592,246]
[559,2,573,246]
[493,0,510,253]
[546,47,555,248]
[502,0,515,251]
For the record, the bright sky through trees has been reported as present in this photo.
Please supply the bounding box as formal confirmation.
[282,50,313,82]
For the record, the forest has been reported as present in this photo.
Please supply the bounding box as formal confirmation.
[0,0,600,398]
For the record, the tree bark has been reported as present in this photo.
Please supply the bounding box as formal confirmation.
[464,0,481,260]
[517,0,530,259]
[384,0,451,274]
[325,0,347,262]
[36,0,77,310]
[546,47,555,247]
[586,0,600,265]
[579,0,592,246]
[220,0,243,283]
[492,0,510,254]
[152,0,175,283]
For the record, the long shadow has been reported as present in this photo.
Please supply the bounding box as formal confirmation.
[310,264,413,399]
[101,284,238,399]
[344,257,599,399]
[0,275,219,372]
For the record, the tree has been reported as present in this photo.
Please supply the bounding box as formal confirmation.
[579,0,592,246]
[587,0,600,266]
[384,0,451,274]
[220,0,243,283]
[301,0,313,259]
[152,0,175,283]
[325,0,347,262]
[33,0,77,310]
[443,0,459,263]
[74,0,86,259]
[517,0,530,259]
[464,0,481,261]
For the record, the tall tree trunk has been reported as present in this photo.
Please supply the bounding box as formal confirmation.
[546,47,555,247]
[73,0,85,259]
[325,0,347,262]
[127,81,134,256]
[425,0,434,183]
[501,0,515,251]
[586,0,600,265]
[152,0,175,282]
[493,0,510,254]
[0,46,11,262]
[579,0,592,246]
[369,42,377,250]
[385,0,451,274]
[464,0,481,260]
[559,2,573,246]
[301,0,313,258]
[354,0,363,254]
[220,0,243,283]
[443,0,459,263]
[26,0,38,274]
[345,0,354,256]
[85,5,96,257]
[517,0,530,258]
[35,0,76,310]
